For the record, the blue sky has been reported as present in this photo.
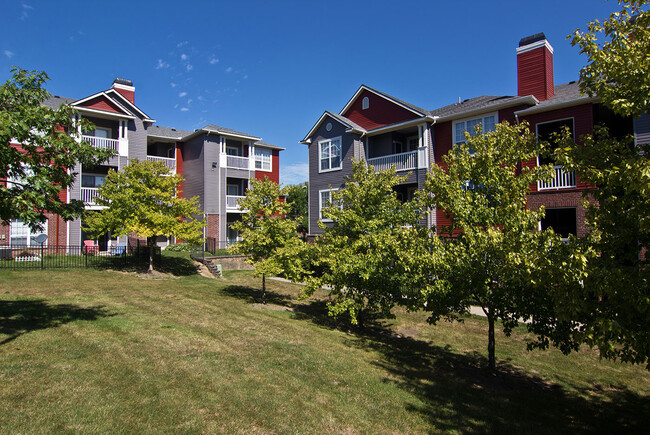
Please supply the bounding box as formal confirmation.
[0,0,623,185]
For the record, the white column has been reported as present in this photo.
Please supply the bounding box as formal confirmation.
[418,124,428,169]
[119,120,129,157]
[248,141,256,171]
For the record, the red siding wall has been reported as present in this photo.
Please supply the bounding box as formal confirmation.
[113,88,135,104]
[517,46,554,101]
[521,103,594,192]
[342,89,420,130]
[81,96,124,114]
[254,150,280,184]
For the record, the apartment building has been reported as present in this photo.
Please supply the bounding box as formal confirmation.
[301,33,648,239]
[1,78,283,250]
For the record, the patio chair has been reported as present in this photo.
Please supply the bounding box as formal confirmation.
[83,240,98,254]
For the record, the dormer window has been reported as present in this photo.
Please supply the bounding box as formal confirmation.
[362,96,369,110]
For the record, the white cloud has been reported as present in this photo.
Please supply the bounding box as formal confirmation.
[173,104,179,109]
[20,3,32,20]
[225,66,233,73]
[180,107,189,112]
[155,59,169,69]
[197,95,204,101]
[186,64,193,72]
[178,91,187,97]
[170,82,177,88]
[187,99,193,104]
[3,50,14,59]
[209,56,219,64]
[177,41,188,48]
[281,162,309,186]
[243,75,248,80]
[180,53,188,61]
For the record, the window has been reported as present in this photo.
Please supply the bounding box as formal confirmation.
[454,114,497,144]
[226,146,240,156]
[319,188,340,221]
[362,96,370,110]
[319,137,342,172]
[227,184,240,196]
[536,119,574,166]
[255,148,272,171]
[10,219,47,247]
[81,174,106,188]
[93,127,111,138]
[541,208,577,239]
[407,136,419,151]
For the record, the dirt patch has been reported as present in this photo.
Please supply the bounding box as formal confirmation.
[252,303,293,312]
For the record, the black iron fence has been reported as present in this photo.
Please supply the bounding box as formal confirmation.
[0,243,161,270]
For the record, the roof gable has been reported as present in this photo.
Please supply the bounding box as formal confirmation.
[301,111,365,144]
[340,85,427,130]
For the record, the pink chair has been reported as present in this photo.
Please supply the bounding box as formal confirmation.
[83,240,98,254]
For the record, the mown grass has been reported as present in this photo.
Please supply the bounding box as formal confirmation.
[0,262,648,434]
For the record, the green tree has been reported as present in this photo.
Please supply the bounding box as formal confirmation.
[285,182,308,234]
[84,159,205,272]
[229,177,303,303]
[419,122,581,370]
[1,67,114,230]
[302,160,427,325]
[555,0,650,366]
[571,0,650,117]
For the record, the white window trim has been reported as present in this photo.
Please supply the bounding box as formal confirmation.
[453,112,499,144]
[10,219,48,247]
[319,188,340,222]
[362,96,370,110]
[254,148,272,172]
[226,145,241,156]
[318,136,343,173]
[535,117,575,167]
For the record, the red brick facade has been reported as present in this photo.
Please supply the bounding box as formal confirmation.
[206,214,219,239]
[527,191,593,238]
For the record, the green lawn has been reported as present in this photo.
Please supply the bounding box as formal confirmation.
[0,260,648,434]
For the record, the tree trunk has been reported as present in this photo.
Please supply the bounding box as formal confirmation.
[261,273,266,304]
[148,237,155,273]
[487,311,496,371]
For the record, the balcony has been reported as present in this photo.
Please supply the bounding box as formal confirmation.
[146,155,176,172]
[226,155,249,169]
[538,166,577,190]
[226,195,246,210]
[367,150,418,172]
[82,135,119,152]
[81,187,100,204]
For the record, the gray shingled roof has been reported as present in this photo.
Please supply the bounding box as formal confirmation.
[514,81,595,115]
[42,95,77,110]
[429,95,529,119]
[201,124,261,140]
[254,140,285,151]
[148,125,192,140]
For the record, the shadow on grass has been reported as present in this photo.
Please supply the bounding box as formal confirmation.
[104,255,199,277]
[221,283,650,433]
[0,299,113,346]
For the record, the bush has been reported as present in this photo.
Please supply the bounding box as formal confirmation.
[165,242,195,252]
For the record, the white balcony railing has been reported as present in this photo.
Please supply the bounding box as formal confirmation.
[226,155,249,169]
[82,135,119,152]
[538,166,577,190]
[81,187,100,204]
[146,155,176,172]
[226,195,246,210]
[367,150,418,172]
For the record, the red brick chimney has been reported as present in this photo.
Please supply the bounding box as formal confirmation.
[517,33,554,101]
[111,78,135,104]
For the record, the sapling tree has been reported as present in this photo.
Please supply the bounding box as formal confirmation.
[84,159,204,272]
[229,177,303,303]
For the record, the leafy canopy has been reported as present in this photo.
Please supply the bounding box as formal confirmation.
[0,67,114,230]
[84,159,204,270]
[303,160,428,324]
[419,122,582,369]
[230,177,303,284]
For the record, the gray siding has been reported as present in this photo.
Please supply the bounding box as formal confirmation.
[202,135,222,214]
[635,113,650,146]
[182,134,206,211]
[307,117,362,235]
[128,118,148,162]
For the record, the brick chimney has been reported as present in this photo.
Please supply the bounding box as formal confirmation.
[517,33,554,101]
[111,78,135,104]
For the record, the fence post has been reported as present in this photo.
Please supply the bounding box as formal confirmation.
[41,244,44,270]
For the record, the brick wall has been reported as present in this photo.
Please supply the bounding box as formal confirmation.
[206,213,219,239]
[527,191,593,237]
